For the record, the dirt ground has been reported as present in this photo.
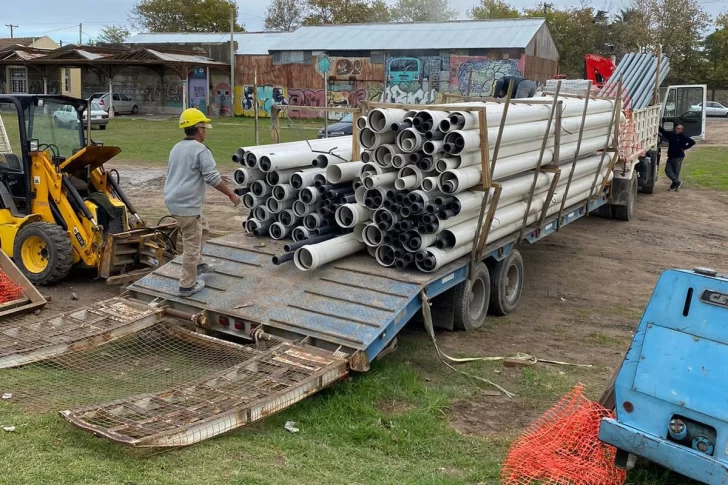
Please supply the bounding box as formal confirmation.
[705,117,728,146]
[34,156,728,441]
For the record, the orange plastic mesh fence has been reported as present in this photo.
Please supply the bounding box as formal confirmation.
[501,384,626,485]
[0,269,24,304]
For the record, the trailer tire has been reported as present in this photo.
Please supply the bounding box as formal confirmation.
[640,151,658,195]
[613,172,638,221]
[489,250,524,316]
[453,262,490,331]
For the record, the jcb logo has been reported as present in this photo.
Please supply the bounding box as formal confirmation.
[701,290,728,309]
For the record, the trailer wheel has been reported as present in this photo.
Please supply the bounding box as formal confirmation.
[489,250,524,316]
[613,172,638,221]
[640,151,658,194]
[453,262,490,331]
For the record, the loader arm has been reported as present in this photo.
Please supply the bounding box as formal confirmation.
[30,151,101,268]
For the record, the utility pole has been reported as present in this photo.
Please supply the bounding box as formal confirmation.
[229,6,235,117]
[5,24,18,38]
[79,23,82,45]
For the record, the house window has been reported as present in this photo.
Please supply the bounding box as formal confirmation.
[64,69,71,93]
[8,67,27,93]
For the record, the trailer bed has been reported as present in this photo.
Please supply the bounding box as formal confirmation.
[129,196,608,370]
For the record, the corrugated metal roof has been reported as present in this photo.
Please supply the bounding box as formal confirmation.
[146,48,226,64]
[126,32,292,55]
[267,19,547,51]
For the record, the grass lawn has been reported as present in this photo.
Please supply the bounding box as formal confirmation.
[681,146,728,190]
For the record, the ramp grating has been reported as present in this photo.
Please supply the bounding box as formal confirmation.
[0,298,163,369]
[61,340,348,448]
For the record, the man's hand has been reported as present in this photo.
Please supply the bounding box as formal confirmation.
[229,194,241,207]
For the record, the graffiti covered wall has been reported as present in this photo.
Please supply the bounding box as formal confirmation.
[234,52,526,117]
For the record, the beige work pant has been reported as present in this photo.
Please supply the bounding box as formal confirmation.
[173,214,210,288]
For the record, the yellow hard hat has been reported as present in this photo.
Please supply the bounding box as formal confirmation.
[179,108,212,129]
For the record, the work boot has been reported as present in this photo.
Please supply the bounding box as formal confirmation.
[179,280,206,297]
[197,262,216,275]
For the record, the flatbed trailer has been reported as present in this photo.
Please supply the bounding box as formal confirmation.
[127,194,609,372]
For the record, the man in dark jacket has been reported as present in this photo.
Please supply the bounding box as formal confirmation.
[659,124,696,191]
[494,75,538,99]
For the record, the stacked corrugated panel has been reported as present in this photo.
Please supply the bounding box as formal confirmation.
[598,52,670,110]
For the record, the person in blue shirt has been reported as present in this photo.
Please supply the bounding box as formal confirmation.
[658,124,696,191]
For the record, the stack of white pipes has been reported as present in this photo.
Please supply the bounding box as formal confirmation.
[232,136,356,246]
[238,98,621,273]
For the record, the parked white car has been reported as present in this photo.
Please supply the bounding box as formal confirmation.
[703,101,728,117]
[53,102,109,130]
[89,92,139,115]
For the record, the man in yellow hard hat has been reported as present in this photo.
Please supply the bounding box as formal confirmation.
[164,108,240,297]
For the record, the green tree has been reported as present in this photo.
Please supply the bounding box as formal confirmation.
[97,25,131,43]
[628,0,711,83]
[129,0,244,32]
[704,13,728,86]
[265,0,303,31]
[390,0,457,22]
[468,0,520,20]
[303,0,391,25]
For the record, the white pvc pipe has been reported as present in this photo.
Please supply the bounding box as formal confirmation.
[392,154,408,169]
[327,161,365,184]
[403,231,437,252]
[355,186,368,205]
[292,226,311,242]
[291,167,326,190]
[362,223,384,247]
[294,233,366,271]
[422,176,439,193]
[413,110,450,133]
[361,150,373,164]
[234,167,264,186]
[374,144,400,168]
[278,208,301,228]
[272,183,296,201]
[253,205,273,222]
[359,128,396,149]
[396,128,425,153]
[368,108,408,133]
[360,162,385,177]
[427,210,479,235]
[251,180,272,197]
[423,140,445,155]
[269,222,291,240]
[242,193,261,210]
[267,197,294,214]
[299,186,321,204]
[375,244,396,267]
[335,203,370,228]
[395,165,424,190]
[363,171,398,189]
[292,200,321,217]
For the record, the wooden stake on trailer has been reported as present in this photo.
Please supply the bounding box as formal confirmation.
[585,77,622,211]
[468,79,514,275]
[351,103,367,162]
[557,81,591,230]
[537,166,561,227]
[517,80,562,243]
[253,68,259,145]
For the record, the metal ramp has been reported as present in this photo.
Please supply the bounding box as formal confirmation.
[128,233,469,370]
[0,297,163,368]
[60,339,347,447]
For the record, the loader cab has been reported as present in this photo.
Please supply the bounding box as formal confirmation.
[0,95,89,216]
[661,85,707,140]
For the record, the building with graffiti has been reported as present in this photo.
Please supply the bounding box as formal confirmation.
[118,19,557,118]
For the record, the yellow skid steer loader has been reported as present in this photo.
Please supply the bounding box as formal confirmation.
[0,95,177,285]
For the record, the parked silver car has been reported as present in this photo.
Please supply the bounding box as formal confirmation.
[703,101,728,117]
[88,92,139,115]
[53,102,109,129]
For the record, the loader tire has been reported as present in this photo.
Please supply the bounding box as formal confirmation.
[489,249,524,316]
[453,262,490,331]
[13,222,73,285]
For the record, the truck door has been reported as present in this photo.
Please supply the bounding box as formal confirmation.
[661,85,707,140]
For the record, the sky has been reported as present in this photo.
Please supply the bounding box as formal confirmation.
[2,0,725,45]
